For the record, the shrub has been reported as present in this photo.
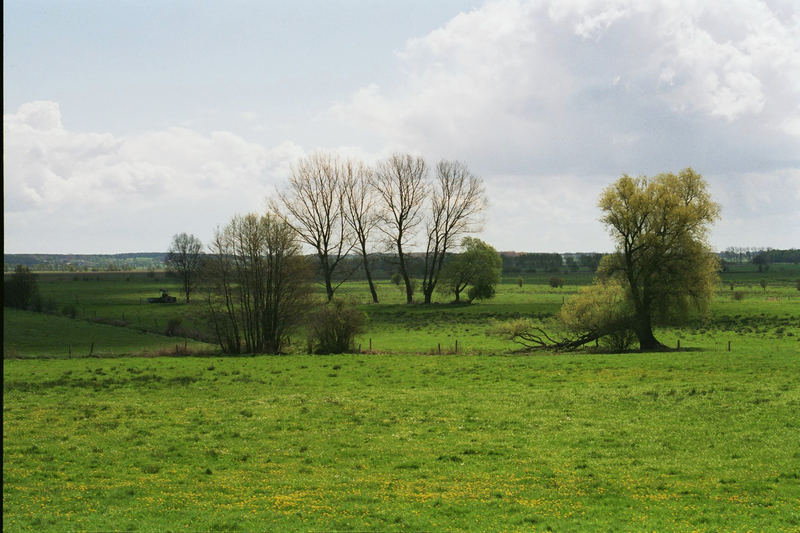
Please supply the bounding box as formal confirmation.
[3,266,40,310]
[548,277,564,288]
[560,280,635,352]
[732,291,745,301]
[468,281,496,302]
[308,300,367,354]
[165,317,183,337]
[61,304,78,319]
[600,329,636,352]
[517,277,523,288]
[796,279,800,291]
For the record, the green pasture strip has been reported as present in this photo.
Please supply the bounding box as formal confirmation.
[3,309,216,358]
[14,268,800,357]
[33,275,207,337]
[4,350,800,531]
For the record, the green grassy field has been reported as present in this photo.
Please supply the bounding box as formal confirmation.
[12,268,799,356]
[3,309,215,358]
[4,351,800,531]
[3,266,799,530]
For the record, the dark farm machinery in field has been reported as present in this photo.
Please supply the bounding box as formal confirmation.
[147,289,177,304]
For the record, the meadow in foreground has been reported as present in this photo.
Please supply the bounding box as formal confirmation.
[4,348,800,531]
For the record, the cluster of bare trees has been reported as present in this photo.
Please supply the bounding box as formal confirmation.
[203,213,311,354]
[162,151,486,355]
[275,152,487,304]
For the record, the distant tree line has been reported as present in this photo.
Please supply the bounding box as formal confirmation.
[752,249,800,265]
[9,248,798,276]
[3,253,166,272]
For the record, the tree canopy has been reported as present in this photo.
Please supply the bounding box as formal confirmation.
[597,168,720,350]
[439,237,501,303]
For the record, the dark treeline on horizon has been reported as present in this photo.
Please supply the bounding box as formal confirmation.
[5,248,799,276]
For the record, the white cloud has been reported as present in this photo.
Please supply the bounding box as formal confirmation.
[3,101,306,252]
[333,0,799,168]
[326,0,800,251]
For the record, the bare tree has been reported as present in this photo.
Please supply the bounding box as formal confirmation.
[277,152,355,302]
[204,212,311,354]
[421,160,486,303]
[166,232,203,303]
[373,153,428,304]
[342,159,380,303]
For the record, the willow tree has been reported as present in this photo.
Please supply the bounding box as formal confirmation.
[598,168,720,350]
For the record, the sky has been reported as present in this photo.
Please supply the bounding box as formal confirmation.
[4,0,800,254]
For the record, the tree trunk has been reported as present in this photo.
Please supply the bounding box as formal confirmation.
[319,254,334,302]
[397,241,413,304]
[634,313,663,351]
[359,242,379,303]
[403,273,414,304]
[365,268,379,304]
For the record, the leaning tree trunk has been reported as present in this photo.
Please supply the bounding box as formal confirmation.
[365,268,379,303]
[359,245,379,303]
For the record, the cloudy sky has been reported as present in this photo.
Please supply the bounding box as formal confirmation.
[4,0,799,254]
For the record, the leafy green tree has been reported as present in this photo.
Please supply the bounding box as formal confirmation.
[3,265,40,310]
[598,168,720,350]
[439,237,501,303]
